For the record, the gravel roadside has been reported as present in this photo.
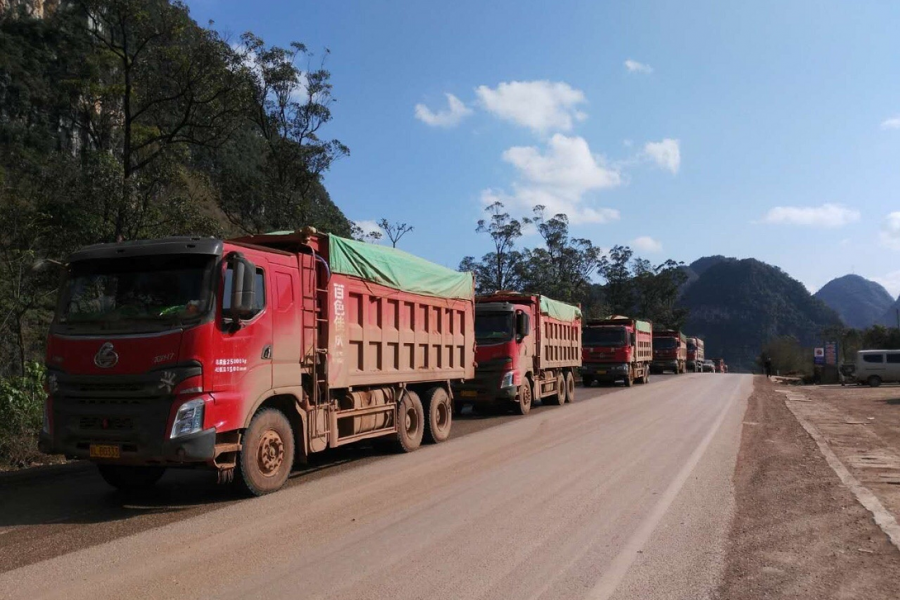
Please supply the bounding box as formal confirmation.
[716,377,900,599]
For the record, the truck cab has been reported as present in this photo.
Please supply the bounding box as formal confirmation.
[651,330,687,374]
[582,324,632,385]
[454,301,532,412]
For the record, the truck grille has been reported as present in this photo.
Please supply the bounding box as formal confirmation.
[78,416,134,431]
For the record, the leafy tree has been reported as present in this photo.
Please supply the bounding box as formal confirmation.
[459,201,525,294]
[632,257,689,329]
[520,206,602,304]
[597,245,634,315]
[215,33,349,234]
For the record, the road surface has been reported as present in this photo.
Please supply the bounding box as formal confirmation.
[0,373,751,600]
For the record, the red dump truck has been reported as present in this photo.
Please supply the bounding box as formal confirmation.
[453,293,581,415]
[39,230,475,495]
[580,317,653,387]
[651,330,687,374]
[686,337,705,372]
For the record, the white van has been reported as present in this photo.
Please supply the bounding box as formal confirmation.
[855,350,900,387]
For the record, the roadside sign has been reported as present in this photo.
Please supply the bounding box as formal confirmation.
[814,347,825,365]
[824,341,838,366]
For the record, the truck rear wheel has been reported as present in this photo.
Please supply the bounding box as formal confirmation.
[565,372,576,403]
[97,465,166,491]
[236,408,295,496]
[868,375,882,388]
[516,379,533,415]
[395,390,424,452]
[423,387,452,444]
[545,374,566,405]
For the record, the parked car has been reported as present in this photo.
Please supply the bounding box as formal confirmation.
[701,360,716,373]
[855,349,900,387]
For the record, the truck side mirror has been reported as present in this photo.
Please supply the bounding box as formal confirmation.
[630,332,636,346]
[516,311,531,339]
[228,253,256,321]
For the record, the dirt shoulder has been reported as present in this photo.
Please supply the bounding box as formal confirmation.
[716,377,900,600]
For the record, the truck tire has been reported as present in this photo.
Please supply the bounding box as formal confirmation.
[395,390,424,452]
[423,387,452,444]
[516,379,533,415]
[565,372,576,403]
[545,374,566,406]
[868,375,882,388]
[236,408,295,496]
[97,465,166,491]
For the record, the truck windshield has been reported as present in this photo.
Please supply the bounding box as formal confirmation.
[475,312,514,344]
[56,254,215,332]
[583,327,626,347]
[655,337,678,349]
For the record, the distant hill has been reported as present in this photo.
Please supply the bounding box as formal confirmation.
[679,258,842,372]
[679,256,733,296]
[813,275,894,330]
[879,298,900,328]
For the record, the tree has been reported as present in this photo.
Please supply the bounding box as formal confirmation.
[598,245,634,316]
[215,33,349,234]
[633,258,689,330]
[459,201,525,294]
[350,222,382,243]
[377,219,413,248]
[73,0,249,241]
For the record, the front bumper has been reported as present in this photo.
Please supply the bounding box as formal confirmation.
[581,363,629,381]
[39,426,216,465]
[652,360,679,371]
[453,372,517,404]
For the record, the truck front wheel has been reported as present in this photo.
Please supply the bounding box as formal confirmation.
[516,379,533,415]
[237,408,295,496]
[423,387,452,443]
[395,390,424,452]
[97,465,166,491]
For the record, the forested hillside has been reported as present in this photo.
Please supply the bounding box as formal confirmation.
[813,274,895,330]
[679,258,842,372]
[0,0,352,376]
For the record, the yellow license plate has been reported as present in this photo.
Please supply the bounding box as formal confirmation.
[460,390,477,398]
[89,444,120,459]
[596,370,606,375]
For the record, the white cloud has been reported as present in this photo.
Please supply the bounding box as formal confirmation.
[760,203,861,228]
[414,93,473,128]
[624,59,653,74]
[643,139,681,174]
[881,116,900,130]
[475,81,587,134]
[632,236,663,253]
[880,212,900,250]
[873,270,900,298]
[481,134,621,225]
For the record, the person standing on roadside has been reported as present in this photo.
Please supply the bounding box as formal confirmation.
[764,356,773,379]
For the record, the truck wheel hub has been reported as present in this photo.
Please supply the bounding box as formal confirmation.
[257,430,285,476]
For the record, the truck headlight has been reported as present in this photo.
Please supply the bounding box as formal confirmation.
[500,371,515,388]
[170,398,205,439]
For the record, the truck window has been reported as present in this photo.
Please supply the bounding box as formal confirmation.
[886,353,900,364]
[654,337,677,349]
[862,354,884,364]
[583,328,626,346]
[57,254,214,331]
[223,266,266,318]
[475,312,514,344]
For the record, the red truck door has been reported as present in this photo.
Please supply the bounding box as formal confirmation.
[212,250,273,402]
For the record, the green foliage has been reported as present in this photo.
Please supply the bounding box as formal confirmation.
[0,362,45,467]
[0,0,354,385]
[680,258,843,372]
[459,201,525,294]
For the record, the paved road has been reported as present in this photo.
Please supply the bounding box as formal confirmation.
[0,373,751,600]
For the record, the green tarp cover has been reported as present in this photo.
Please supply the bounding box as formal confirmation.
[635,320,653,334]
[328,235,474,300]
[539,295,582,322]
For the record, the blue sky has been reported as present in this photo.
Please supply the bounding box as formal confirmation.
[188,0,900,296]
